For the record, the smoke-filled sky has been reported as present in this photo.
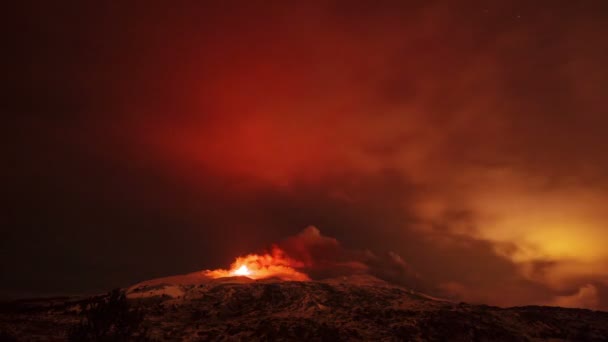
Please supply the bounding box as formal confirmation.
[3,1,608,309]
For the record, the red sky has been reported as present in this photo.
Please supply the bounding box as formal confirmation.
[3,1,608,309]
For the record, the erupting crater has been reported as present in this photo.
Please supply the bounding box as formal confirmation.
[204,246,310,281]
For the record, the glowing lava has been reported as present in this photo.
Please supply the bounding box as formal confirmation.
[205,246,309,281]
[233,265,251,276]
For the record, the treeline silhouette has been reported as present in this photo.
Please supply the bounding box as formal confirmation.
[68,289,148,341]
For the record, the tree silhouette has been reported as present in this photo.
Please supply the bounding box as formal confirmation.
[68,289,147,341]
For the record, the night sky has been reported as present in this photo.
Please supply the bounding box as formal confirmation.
[3,1,608,309]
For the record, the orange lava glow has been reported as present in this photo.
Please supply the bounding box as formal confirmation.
[205,246,310,281]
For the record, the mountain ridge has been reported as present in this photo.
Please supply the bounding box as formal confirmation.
[1,274,608,341]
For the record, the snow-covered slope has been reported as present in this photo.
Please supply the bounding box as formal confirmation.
[2,274,608,341]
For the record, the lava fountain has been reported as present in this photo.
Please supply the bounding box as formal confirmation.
[204,246,310,281]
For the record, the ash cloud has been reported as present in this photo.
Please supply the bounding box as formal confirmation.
[276,226,422,289]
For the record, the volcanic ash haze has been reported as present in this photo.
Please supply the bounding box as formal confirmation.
[4,1,608,312]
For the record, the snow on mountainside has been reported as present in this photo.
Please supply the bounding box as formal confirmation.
[2,274,608,341]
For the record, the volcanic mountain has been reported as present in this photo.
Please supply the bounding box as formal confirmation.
[2,272,608,341]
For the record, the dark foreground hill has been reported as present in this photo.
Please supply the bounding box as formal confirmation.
[1,275,607,341]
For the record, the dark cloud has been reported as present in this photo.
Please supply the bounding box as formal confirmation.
[276,226,421,289]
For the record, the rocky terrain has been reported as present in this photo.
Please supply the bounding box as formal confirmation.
[1,274,608,341]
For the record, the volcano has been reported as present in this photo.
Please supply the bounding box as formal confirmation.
[1,272,608,341]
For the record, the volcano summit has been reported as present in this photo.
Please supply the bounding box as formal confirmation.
[2,272,608,341]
